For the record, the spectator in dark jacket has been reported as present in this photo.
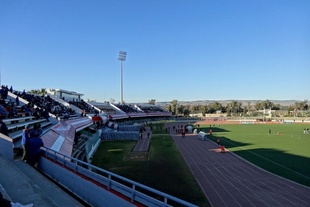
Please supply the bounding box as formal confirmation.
[0,105,8,118]
[27,124,44,167]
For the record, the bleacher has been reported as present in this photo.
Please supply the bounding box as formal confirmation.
[69,100,99,114]
[13,90,78,120]
[4,116,53,153]
[115,103,141,113]
[5,117,52,139]
[89,101,124,115]
[137,104,168,113]
[72,133,90,161]
[0,87,68,151]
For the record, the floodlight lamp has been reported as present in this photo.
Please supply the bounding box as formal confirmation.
[118,51,127,61]
[119,51,127,55]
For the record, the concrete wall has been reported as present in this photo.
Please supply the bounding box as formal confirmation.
[38,156,137,207]
[0,134,14,160]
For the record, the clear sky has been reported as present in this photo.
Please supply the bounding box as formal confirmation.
[1,0,309,103]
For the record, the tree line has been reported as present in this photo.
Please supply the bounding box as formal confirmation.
[157,99,309,117]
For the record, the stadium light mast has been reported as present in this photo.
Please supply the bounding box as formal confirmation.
[118,51,127,104]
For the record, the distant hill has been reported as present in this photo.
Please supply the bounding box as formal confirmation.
[153,100,306,107]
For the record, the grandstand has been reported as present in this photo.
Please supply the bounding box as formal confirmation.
[0,85,197,207]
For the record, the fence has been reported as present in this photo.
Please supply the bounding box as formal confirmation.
[42,147,198,207]
[83,130,101,161]
[118,125,141,131]
[100,128,139,141]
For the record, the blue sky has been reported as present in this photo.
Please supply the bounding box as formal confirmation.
[1,0,309,103]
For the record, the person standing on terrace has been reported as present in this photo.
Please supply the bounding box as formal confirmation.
[27,124,44,167]
[21,125,31,161]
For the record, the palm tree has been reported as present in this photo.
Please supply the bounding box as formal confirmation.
[29,88,47,95]
[148,99,156,105]
[226,100,242,116]
[170,100,178,115]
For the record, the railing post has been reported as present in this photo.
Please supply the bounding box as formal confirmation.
[164,197,168,206]
[74,161,78,173]
[108,174,111,189]
[53,151,57,162]
[131,185,135,202]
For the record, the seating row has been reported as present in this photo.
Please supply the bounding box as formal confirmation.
[4,116,53,148]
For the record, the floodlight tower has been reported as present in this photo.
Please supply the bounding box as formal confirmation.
[118,51,127,104]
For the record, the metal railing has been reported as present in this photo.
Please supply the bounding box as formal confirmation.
[42,146,198,207]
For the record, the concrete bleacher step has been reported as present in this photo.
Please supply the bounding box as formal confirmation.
[7,118,49,131]
[0,184,11,205]
[9,120,54,149]
[4,116,35,126]
[9,120,53,138]
[0,155,85,207]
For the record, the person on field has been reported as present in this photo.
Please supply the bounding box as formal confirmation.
[216,138,220,145]
[220,145,225,153]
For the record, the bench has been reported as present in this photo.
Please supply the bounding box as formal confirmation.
[9,121,53,139]
[7,119,47,131]
[10,122,53,149]
[3,116,35,125]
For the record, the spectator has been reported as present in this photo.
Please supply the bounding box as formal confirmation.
[24,104,32,116]
[42,109,50,121]
[15,96,19,106]
[0,115,8,136]
[21,125,31,161]
[27,124,44,167]
[0,105,8,118]
[220,145,225,153]
[32,108,41,120]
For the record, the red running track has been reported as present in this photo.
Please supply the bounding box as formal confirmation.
[166,123,310,207]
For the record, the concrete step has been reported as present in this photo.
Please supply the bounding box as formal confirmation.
[0,155,85,207]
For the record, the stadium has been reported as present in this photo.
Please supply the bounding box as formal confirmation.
[2,0,310,206]
[0,86,310,207]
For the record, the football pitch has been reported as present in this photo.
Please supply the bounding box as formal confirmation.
[202,123,310,186]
